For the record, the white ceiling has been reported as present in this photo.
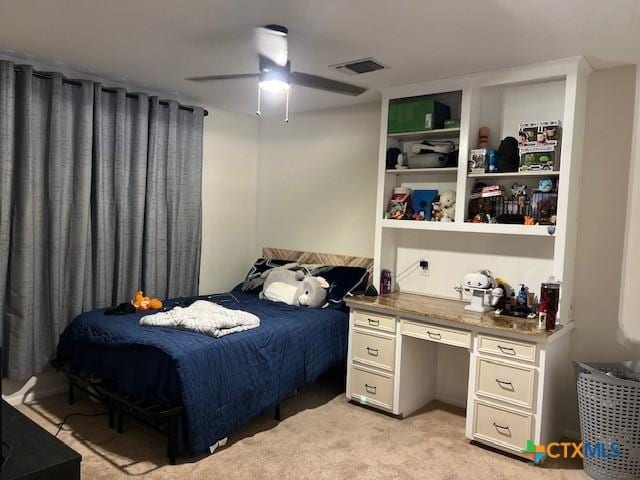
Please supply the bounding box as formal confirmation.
[1,0,639,116]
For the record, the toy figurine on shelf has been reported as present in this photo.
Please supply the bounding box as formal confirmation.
[511,183,528,198]
[386,187,411,220]
[389,208,405,220]
[524,216,536,225]
[538,179,554,192]
[478,126,490,149]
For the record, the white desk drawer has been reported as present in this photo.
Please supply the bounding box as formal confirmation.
[476,358,536,409]
[401,319,471,349]
[353,310,396,334]
[350,365,394,410]
[352,328,395,372]
[473,400,533,453]
[478,335,536,363]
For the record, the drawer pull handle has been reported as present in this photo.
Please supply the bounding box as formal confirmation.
[493,422,511,435]
[497,345,516,355]
[366,347,379,357]
[495,379,515,391]
[368,318,380,327]
[427,331,442,340]
[364,384,377,394]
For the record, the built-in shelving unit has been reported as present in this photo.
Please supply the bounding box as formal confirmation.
[374,57,591,326]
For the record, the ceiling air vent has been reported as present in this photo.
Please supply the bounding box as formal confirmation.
[331,58,388,76]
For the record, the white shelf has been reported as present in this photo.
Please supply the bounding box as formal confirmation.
[374,57,590,330]
[467,171,560,179]
[386,167,458,175]
[460,223,554,237]
[387,128,460,142]
[380,219,555,237]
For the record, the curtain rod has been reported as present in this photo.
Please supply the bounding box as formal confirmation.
[13,67,209,117]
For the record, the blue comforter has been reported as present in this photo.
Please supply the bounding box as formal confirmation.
[57,292,348,454]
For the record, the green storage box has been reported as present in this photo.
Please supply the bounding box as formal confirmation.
[388,97,451,134]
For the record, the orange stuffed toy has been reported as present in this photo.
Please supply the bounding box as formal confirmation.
[132,290,163,311]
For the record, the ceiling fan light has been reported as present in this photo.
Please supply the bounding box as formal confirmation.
[259,78,290,94]
[274,52,288,66]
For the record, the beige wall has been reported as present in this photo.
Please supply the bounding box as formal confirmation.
[572,65,640,361]
[199,108,258,293]
[256,102,380,258]
[561,65,639,433]
[620,66,640,343]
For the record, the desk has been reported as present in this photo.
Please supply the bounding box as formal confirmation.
[345,292,573,460]
[1,401,81,480]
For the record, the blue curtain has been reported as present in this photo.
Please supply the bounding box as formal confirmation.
[0,60,204,379]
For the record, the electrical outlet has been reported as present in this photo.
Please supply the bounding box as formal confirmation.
[419,259,429,276]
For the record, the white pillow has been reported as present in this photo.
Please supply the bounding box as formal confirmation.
[263,281,298,305]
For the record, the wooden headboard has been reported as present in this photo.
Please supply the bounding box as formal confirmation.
[262,247,374,286]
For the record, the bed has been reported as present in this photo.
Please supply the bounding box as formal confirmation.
[55,248,373,461]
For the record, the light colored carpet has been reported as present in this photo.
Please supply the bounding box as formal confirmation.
[16,377,588,480]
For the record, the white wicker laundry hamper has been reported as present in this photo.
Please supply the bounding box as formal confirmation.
[575,362,640,480]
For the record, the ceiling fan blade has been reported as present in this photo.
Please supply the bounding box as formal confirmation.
[255,25,288,67]
[186,73,259,82]
[290,72,367,96]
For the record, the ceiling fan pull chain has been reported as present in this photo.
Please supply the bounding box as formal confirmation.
[285,88,290,123]
[256,81,262,117]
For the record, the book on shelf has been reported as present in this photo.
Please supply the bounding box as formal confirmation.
[470,185,504,199]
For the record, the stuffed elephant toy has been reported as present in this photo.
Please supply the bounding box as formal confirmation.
[260,268,329,308]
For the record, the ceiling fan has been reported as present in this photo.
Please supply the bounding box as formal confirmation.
[186,24,368,121]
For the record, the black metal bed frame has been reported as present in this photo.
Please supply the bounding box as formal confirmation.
[53,360,283,465]
[53,360,183,464]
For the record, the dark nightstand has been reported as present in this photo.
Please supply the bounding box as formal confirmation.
[2,400,81,480]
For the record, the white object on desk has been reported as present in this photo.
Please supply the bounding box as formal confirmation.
[454,269,504,313]
[463,288,497,313]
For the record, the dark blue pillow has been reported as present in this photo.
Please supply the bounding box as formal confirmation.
[308,266,369,305]
[241,258,295,293]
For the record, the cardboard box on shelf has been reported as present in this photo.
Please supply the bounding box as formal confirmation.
[469,148,487,173]
[519,144,558,172]
[518,120,561,147]
[388,97,451,133]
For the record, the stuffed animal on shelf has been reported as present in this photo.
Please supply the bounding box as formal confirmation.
[260,268,329,308]
[432,190,456,222]
[132,290,163,311]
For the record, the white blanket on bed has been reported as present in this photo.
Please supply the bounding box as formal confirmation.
[140,300,260,338]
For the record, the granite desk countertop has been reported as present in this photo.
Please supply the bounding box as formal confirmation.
[346,292,567,339]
